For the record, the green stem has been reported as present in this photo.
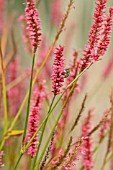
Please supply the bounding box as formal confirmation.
[35,81,77,169]
[9,44,54,132]
[0,45,8,135]
[0,138,6,151]
[8,0,72,133]
[99,149,113,170]
[30,158,34,170]
[14,64,91,167]
[14,49,36,169]
[32,95,56,169]
[9,92,29,131]
[14,153,23,170]
[22,50,36,146]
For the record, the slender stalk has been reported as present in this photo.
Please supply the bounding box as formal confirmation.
[14,115,50,170]
[11,64,91,168]
[35,80,77,169]
[9,93,29,131]
[0,139,6,151]
[0,0,74,153]
[25,64,91,151]
[22,49,36,146]
[94,131,109,153]
[14,153,23,170]
[8,42,56,134]
[0,42,8,135]
[14,49,36,170]
[32,95,56,169]
[30,158,34,170]
[102,151,113,168]
[9,0,73,132]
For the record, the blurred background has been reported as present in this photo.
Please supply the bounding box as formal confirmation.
[0,0,113,169]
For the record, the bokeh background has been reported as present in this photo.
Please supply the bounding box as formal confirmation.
[0,0,113,169]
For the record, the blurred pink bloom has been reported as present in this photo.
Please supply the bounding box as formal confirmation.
[51,45,65,95]
[54,148,75,169]
[51,139,81,169]
[0,151,4,168]
[27,81,46,157]
[111,157,113,170]
[0,0,4,32]
[25,1,41,49]
[51,0,62,27]
[7,58,24,116]
[81,112,93,170]
[99,109,111,143]
[102,48,113,79]
[27,0,35,2]
[19,15,32,53]
[37,37,52,78]
[64,50,81,95]
[80,73,88,91]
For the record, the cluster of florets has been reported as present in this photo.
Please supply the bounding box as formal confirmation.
[51,45,65,95]
[25,1,41,49]
[27,81,46,158]
[81,0,113,70]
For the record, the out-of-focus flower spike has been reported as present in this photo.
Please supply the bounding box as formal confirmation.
[51,0,62,27]
[37,37,52,78]
[19,15,32,53]
[99,109,111,143]
[102,48,113,80]
[40,132,55,170]
[27,80,46,158]
[7,57,24,116]
[51,45,65,95]
[81,110,93,170]
[0,151,4,168]
[65,49,80,92]
[25,1,42,50]
[63,49,81,101]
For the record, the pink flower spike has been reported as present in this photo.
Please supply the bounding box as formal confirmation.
[27,81,46,158]
[25,1,42,50]
[81,111,93,170]
[81,0,107,70]
[95,7,113,59]
[99,109,111,143]
[51,45,65,95]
